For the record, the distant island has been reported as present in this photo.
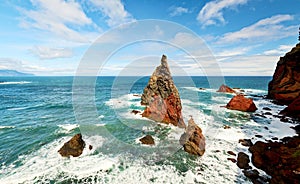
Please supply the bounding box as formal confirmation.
[0,70,34,76]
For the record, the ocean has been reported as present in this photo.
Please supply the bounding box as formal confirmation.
[0,76,297,183]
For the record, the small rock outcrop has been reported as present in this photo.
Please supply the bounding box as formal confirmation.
[249,137,300,183]
[268,43,300,105]
[139,135,155,145]
[280,95,300,119]
[58,134,85,157]
[237,152,250,169]
[217,84,236,94]
[179,118,205,156]
[226,94,257,112]
[141,55,185,128]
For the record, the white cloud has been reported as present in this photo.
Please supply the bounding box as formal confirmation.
[263,44,294,55]
[30,46,73,59]
[0,58,75,75]
[218,14,296,43]
[19,0,97,43]
[90,0,135,27]
[197,0,248,27]
[217,55,279,76]
[169,6,189,17]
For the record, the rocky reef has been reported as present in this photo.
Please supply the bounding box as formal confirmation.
[268,43,300,105]
[58,133,85,157]
[179,118,205,156]
[141,55,185,128]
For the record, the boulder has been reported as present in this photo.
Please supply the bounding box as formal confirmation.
[249,137,300,183]
[141,55,185,128]
[280,95,300,119]
[58,134,85,157]
[131,110,141,115]
[179,118,205,156]
[226,94,257,112]
[268,43,300,105]
[139,135,155,145]
[239,139,253,147]
[217,84,236,94]
[237,152,251,169]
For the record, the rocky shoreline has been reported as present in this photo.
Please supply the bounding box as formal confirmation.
[57,44,300,183]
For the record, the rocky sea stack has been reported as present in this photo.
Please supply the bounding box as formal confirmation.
[268,43,300,105]
[141,55,185,128]
[179,118,205,156]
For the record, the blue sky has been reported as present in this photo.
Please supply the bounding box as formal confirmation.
[0,0,299,76]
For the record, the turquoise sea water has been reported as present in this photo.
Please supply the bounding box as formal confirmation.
[0,76,297,183]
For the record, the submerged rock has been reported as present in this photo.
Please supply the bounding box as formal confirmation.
[179,118,205,156]
[268,43,300,105]
[141,55,185,128]
[58,133,85,157]
[139,135,155,145]
[226,94,257,112]
[217,84,236,94]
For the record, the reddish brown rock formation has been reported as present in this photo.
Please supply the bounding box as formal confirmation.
[226,94,257,112]
[280,95,300,119]
[179,118,205,156]
[268,43,300,105]
[139,135,155,145]
[217,84,236,94]
[237,152,251,169]
[141,55,185,128]
[249,136,300,184]
[58,133,85,157]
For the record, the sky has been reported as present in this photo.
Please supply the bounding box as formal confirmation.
[0,0,299,76]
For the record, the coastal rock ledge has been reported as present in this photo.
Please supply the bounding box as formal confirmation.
[141,55,185,128]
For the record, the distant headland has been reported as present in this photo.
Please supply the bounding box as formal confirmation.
[0,70,34,76]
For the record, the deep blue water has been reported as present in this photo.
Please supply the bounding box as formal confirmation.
[1,76,285,183]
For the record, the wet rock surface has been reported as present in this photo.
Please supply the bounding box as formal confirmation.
[58,134,85,157]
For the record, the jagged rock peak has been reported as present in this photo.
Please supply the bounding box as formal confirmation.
[141,55,185,128]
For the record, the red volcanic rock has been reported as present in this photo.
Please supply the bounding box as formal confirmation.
[249,137,300,183]
[280,95,300,118]
[58,134,85,157]
[217,84,236,94]
[226,95,257,112]
[141,55,185,128]
[179,118,205,156]
[268,43,300,105]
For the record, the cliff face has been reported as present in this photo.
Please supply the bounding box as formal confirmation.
[141,55,185,128]
[268,43,300,105]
